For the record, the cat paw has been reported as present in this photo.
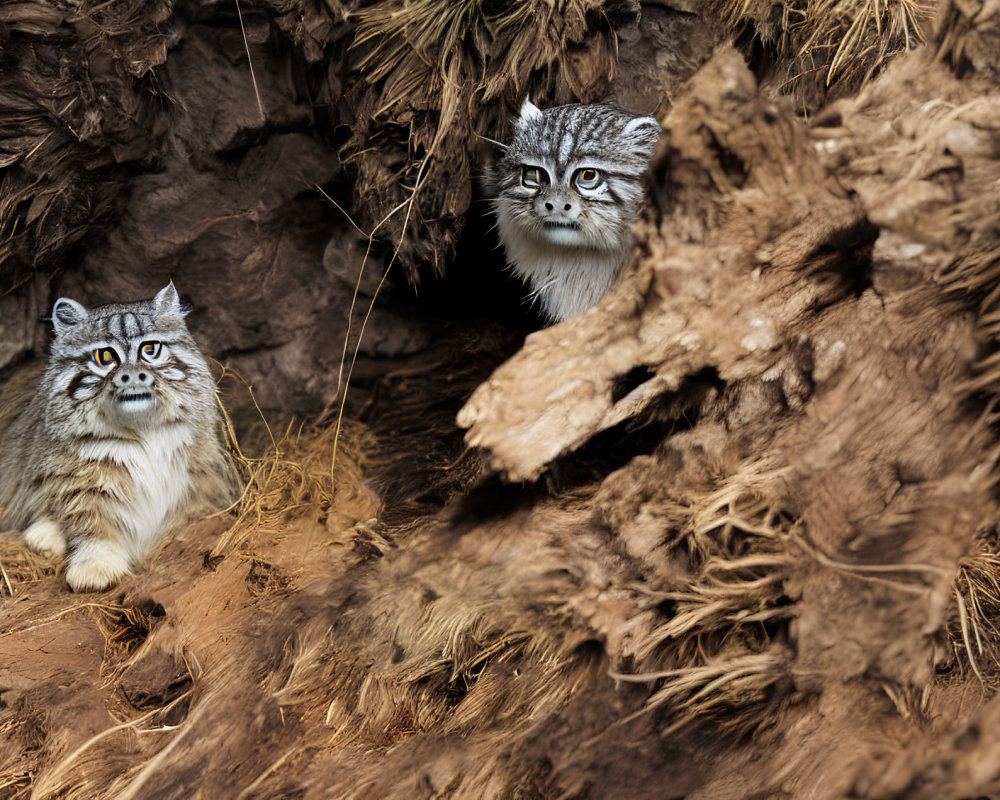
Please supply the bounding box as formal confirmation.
[23,518,67,558]
[65,540,132,593]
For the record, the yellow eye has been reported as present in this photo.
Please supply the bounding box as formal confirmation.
[140,341,162,361]
[92,348,117,367]
[575,168,600,188]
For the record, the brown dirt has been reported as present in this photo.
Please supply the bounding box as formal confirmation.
[3,1,1000,798]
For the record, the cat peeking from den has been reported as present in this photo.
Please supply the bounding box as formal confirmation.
[0,284,236,593]
[484,99,661,323]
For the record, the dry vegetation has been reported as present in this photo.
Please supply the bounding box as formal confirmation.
[2,0,1000,798]
[720,0,935,107]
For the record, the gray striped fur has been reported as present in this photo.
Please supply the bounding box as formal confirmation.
[0,284,236,592]
[485,100,660,322]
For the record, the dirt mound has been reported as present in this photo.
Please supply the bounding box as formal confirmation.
[3,1,1000,799]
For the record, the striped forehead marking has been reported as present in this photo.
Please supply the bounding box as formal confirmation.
[105,312,150,342]
[558,130,575,164]
[520,108,625,170]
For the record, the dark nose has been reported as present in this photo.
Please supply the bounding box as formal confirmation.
[113,369,154,389]
[543,201,575,212]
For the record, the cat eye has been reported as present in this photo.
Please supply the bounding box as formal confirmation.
[521,165,548,189]
[574,168,601,190]
[139,341,163,361]
[92,348,119,368]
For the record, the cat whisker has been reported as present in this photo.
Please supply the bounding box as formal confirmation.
[476,133,508,149]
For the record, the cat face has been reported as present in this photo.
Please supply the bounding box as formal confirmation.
[488,100,661,252]
[47,284,212,430]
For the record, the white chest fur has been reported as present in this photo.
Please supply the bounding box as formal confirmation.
[77,423,194,560]
[499,219,626,322]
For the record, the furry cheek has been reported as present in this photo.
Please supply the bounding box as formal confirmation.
[65,371,106,402]
[500,197,542,232]
[580,204,628,250]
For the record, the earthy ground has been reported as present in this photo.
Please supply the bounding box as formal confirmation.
[3,1,1000,798]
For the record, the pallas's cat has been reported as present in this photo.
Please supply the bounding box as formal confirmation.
[485,99,661,322]
[0,284,236,592]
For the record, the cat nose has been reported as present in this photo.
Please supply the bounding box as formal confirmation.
[113,369,154,389]
[539,195,579,218]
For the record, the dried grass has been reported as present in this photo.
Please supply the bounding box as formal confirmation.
[804,3,1000,693]
[685,463,793,559]
[339,0,619,276]
[720,0,934,105]
[638,554,792,659]
[213,415,371,556]
[592,444,800,738]
[31,687,200,800]
[612,649,790,735]
[352,0,605,111]
[952,542,1000,684]
[0,771,31,799]
[0,538,53,596]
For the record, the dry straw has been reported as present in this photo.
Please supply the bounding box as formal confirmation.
[954,543,1000,684]
[720,0,933,101]
[352,0,607,108]
[212,389,369,557]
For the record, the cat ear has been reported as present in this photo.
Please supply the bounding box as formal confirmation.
[52,298,89,333]
[516,98,544,129]
[153,282,184,317]
[622,115,661,155]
